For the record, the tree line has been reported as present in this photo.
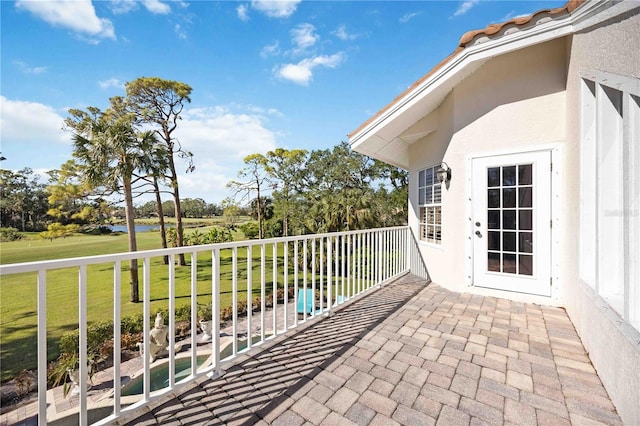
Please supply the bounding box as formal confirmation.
[1,76,408,304]
[227,143,407,240]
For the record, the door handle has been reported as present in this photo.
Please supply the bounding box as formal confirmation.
[475,230,482,237]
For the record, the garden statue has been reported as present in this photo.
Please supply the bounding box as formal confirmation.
[137,313,169,362]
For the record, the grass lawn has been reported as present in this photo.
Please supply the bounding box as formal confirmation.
[0,226,353,382]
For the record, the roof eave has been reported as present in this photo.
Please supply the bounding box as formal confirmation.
[348,0,608,166]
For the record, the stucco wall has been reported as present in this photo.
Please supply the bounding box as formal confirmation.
[564,8,640,425]
[408,37,567,300]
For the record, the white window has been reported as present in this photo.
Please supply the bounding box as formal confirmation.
[418,166,442,244]
[580,71,640,333]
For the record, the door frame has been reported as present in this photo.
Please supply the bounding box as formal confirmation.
[465,144,562,300]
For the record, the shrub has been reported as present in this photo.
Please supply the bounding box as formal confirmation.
[0,227,22,242]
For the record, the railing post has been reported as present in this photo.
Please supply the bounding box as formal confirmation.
[312,238,316,316]
[341,235,345,303]
[294,240,299,326]
[247,245,252,351]
[78,265,88,426]
[303,239,308,322]
[143,257,151,401]
[113,261,121,417]
[335,235,339,306]
[232,247,238,356]
[377,231,382,287]
[261,243,266,341]
[272,242,278,337]
[210,248,222,378]
[348,234,352,300]
[319,237,324,313]
[406,227,412,273]
[168,255,175,387]
[190,252,197,378]
[37,270,47,425]
[327,236,332,316]
[284,242,289,331]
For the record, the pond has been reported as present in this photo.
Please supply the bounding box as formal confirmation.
[107,225,166,233]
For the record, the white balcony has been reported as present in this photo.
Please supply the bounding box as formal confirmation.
[0,227,622,425]
[1,227,433,425]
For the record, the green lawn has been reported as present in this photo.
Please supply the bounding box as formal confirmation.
[0,227,353,381]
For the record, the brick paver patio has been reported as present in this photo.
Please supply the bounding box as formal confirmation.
[122,274,622,426]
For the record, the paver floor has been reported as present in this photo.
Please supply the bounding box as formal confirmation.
[121,274,622,426]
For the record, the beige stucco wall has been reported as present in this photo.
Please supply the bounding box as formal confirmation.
[564,8,640,425]
[408,37,567,301]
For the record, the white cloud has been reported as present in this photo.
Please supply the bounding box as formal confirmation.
[290,23,319,55]
[275,53,345,86]
[175,23,187,39]
[333,24,358,41]
[237,4,249,21]
[109,0,138,14]
[0,97,69,144]
[177,106,277,160]
[453,0,480,17]
[15,0,115,41]
[251,0,300,18]
[260,41,280,58]
[13,60,48,74]
[110,0,171,14]
[98,78,125,89]
[172,105,279,201]
[399,12,420,23]
[142,0,171,14]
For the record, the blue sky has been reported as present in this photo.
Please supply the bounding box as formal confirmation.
[1,0,566,203]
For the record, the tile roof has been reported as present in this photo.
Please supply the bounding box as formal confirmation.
[348,0,585,140]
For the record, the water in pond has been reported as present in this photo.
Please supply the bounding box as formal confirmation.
[108,225,162,233]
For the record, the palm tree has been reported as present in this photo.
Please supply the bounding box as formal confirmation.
[66,108,157,303]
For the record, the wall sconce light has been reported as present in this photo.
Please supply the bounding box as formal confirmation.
[436,162,451,184]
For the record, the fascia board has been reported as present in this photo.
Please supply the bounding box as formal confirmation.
[573,0,640,32]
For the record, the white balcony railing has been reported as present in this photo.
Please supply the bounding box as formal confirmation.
[0,226,428,425]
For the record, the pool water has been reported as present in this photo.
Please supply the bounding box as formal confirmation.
[121,335,271,396]
[121,355,209,396]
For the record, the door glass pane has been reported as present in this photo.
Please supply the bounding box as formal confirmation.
[488,232,500,251]
[488,210,500,229]
[503,166,516,186]
[503,254,517,273]
[519,232,533,253]
[503,210,516,229]
[519,255,533,275]
[503,188,516,207]
[518,164,532,185]
[519,210,532,230]
[488,252,501,272]
[519,187,532,207]
[488,167,500,187]
[425,187,432,204]
[503,232,516,252]
[488,189,500,208]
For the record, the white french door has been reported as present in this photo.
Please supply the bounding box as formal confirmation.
[472,151,552,296]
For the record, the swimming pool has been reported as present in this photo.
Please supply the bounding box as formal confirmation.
[121,355,209,396]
